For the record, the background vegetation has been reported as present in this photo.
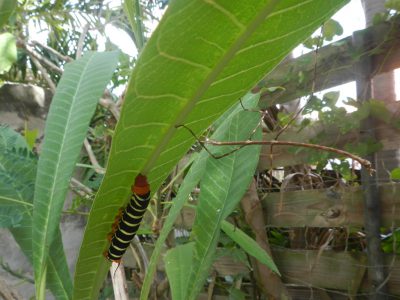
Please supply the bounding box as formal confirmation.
[0,0,399,299]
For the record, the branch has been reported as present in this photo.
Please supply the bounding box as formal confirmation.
[27,54,57,92]
[83,138,105,174]
[240,180,291,299]
[30,40,73,62]
[176,124,373,173]
[206,139,373,173]
[25,44,63,74]
[76,23,90,59]
[99,97,120,120]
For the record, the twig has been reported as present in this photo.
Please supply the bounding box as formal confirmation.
[110,262,129,300]
[63,209,90,216]
[70,177,93,194]
[28,55,56,92]
[83,138,105,174]
[76,23,90,59]
[25,44,63,74]
[207,139,372,172]
[176,124,373,173]
[275,26,323,141]
[30,40,73,62]
[99,97,120,120]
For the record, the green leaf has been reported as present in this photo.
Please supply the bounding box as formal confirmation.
[164,243,194,300]
[0,127,72,299]
[140,92,260,300]
[0,0,16,29]
[140,154,207,299]
[73,1,348,299]
[368,99,391,123]
[123,0,145,51]
[0,32,17,74]
[23,127,39,150]
[32,51,119,299]
[322,19,343,41]
[221,220,280,275]
[390,168,400,180]
[186,111,262,300]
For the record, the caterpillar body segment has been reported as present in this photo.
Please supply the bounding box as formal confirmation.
[104,174,150,263]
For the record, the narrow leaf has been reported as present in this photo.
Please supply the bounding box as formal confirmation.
[164,243,194,300]
[74,2,348,299]
[32,51,119,299]
[186,111,262,300]
[221,220,280,275]
[140,92,260,300]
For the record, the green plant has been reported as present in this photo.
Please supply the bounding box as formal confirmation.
[72,1,349,299]
[0,1,355,299]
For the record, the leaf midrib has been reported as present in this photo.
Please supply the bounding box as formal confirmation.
[188,121,242,299]
[141,0,279,175]
[35,53,95,282]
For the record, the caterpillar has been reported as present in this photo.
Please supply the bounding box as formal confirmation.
[104,174,151,263]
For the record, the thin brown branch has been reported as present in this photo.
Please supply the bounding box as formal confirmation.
[205,138,373,173]
[30,40,73,62]
[83,138,105,174]
[28,55,57,92]
[70,177,93,194]
[25,44,63,74]
[76,23,90,59]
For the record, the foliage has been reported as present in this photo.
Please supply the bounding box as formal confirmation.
[0,32,17,75]
[5,0,395,299]
[32,51,119,299]
[73,2,349,299]
[0,126,72,299]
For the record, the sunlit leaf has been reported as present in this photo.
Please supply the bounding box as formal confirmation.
[0,32,17,74]
[32,51,119,299]
[73,1,349,299]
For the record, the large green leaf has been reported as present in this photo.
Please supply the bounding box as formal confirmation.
[0,0,16,29]
[32,51,119,299]
[164,243,194,300]
[140,91,260,300]
[0,126,72,299]
[186,110,262,300]
[0,32,17,74]
[221,220,279,275]
[73,1,348,299]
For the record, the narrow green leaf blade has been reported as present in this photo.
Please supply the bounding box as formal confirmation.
[187,111,262,300]
[74,2,348,299]
[0,32,17,74]
[140,92,260,300]
[164,243,194,300]
[32,51,119,299]
[221,220,280,275]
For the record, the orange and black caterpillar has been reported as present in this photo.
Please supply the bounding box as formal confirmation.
[104,174,150,263]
